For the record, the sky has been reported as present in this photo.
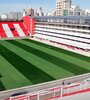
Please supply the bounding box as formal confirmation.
[0,0,90,14]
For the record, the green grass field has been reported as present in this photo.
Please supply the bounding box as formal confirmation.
[0,39,90,91]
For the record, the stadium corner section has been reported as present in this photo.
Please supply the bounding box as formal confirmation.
[22,16,36,37]
[0,16,36,39]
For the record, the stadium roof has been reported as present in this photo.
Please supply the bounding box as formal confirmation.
[33,16,90,25]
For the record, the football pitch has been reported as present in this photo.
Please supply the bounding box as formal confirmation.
[0,39,90,91]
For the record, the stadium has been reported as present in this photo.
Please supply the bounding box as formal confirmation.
[0,16,90,100]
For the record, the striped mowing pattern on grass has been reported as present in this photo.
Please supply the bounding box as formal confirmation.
[23,39,90,70]
[25,39,90,62]
[0,81,5,91]
[1,40,74,79]
[0,54,32,90]
[0,74,5,91]
[0,74,2,77]
[0,39,90,91]
[0,44,54,83]
[6,40,90,75]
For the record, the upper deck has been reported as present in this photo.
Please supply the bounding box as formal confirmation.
[34,16,90,24]
[34,16,90,28]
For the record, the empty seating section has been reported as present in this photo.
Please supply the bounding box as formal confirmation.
[35,26,90,51]
[18,22,29,36]
[0,22,29,38]
[8,22,20,37]
[34,34,90,49]
[35,31,90,43]
[36,25,90,33]
[0,23,7,38]
[2,24,14,38]
[35,27,90,39]
[13,24,25,37]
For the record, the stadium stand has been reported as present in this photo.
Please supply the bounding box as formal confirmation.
[0,23,7,38]
[0,22,29,38]
[7,22,20,37]
[2,24,14,37]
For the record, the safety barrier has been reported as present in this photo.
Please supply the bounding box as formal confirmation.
[1,73,90,100]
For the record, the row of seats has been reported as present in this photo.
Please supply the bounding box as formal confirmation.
[35,30,90,44]
[35,27,90,39]
[34,33,90,50]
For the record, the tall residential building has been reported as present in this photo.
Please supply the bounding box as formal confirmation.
[56,0,71,16]
[52,10,56,16]
[26,7,34,16]
[85,9,90,16]
[69,5,85,16]
[38,7,44,16]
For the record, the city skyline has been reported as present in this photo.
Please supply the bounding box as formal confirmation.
[0,0,90,14]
